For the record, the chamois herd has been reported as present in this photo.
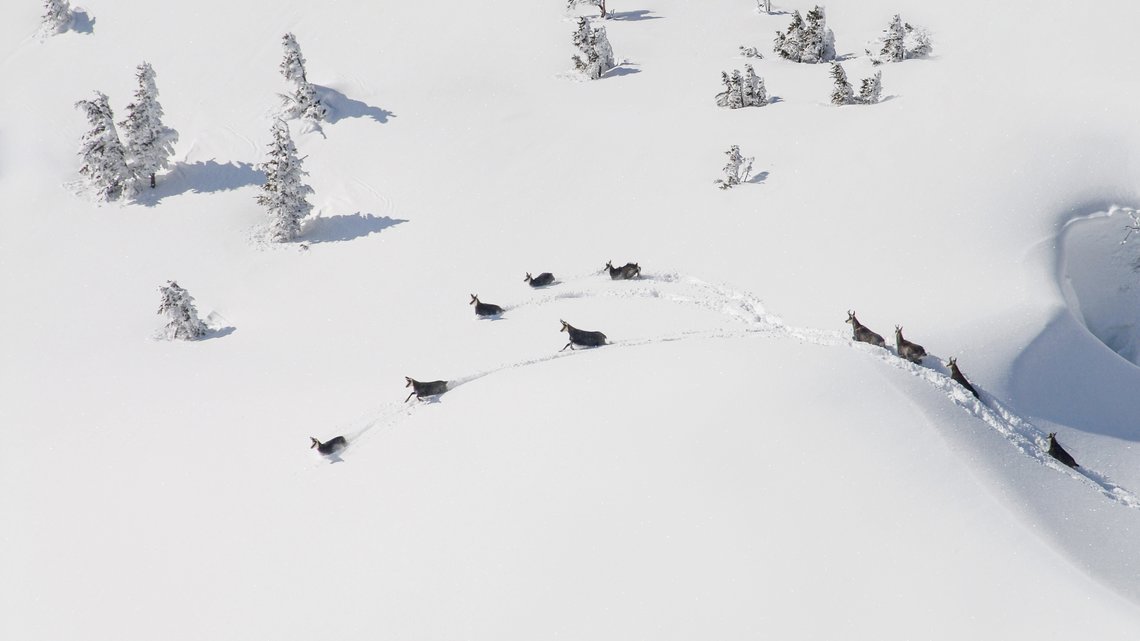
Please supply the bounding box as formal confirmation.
[845,310,1080,469]
[312,273,1082,472]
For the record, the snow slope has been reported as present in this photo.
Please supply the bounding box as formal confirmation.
[4,0,1140,638]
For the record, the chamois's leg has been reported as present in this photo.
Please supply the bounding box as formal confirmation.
[561,342,574,352]
[405,391,417,402]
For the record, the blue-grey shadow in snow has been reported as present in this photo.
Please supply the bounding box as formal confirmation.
[71,11,95,34]
[201,326,237,341]
[315,86,395,125]
[136,160,264,207]
[747,171,770,185]
[608,10,663,21]
[602,64,641,79]
[303,213,407,244]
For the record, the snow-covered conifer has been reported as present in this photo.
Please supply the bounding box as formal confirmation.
[119,62,179,191]
[279,33,326,121]
[739,45,763,59]
[567,0,606,18]
[903,22,933,59]
[800,6,836,64]
[857,70,882,105]
[869,16,933,63]
[742,65,768,107]
[571,18,615,80]
[157,281,208,340]
[41,0,74,35]
[829,63,854,105]
[257,119,313,243]
[75,92,131,201]
[774,11,804,61]
[715,145,754,190]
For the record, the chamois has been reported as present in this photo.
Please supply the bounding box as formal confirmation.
[845,311,886,348]
[525,272,555,288]
[894,326,927,364]
[405,377,449,402]
[559,319,607,351]
[469,294,504,317]
[605,260,641,280]
[947,357,979,399]
[1047,432,1079,468]
[310,436,347,455]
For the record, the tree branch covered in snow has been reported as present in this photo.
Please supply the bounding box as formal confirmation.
[40,0,74,36]
[715,145,754,189]
[157,281,208,340]
[571,18,615,80]
[567,0,607,19]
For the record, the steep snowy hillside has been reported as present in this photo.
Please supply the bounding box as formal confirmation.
[4,0,1140,638]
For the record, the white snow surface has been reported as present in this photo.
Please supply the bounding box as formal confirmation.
[4,0,1140,638]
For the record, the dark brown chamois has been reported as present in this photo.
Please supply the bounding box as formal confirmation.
[524,272,556,287]
[845,311,886,348]
[1047,432,1079,468]
[469,294,504,317]
[947,357,979,399]
[310,436,348,455]
[405,377,448,402]
[605,260,641,280]
[894,326,927,364]
[559,319,607,351]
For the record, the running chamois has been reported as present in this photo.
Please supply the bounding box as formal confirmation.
[947,357,979,399]
[310,436,347,455]
[469,294,504,317]
[405,377,449,402]
[1047,432,1079,468]
[524,272,555,287]
[845,311,886,348]
[894,326,927,364]
[605,260,641,280]
[559,319,607,351]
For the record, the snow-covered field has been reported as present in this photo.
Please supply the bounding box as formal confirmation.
[4,0,1140,638]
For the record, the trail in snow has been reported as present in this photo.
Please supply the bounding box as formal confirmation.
[327,268,1140,509]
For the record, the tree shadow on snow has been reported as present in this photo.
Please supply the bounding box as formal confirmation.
[135,160,264,207]
[747,171,770,185]
[315,85,395,125]
[70,10,95,34]
[200,326,236,341]
[302,213,407,244]
[608,10,663,21]
[602,64,641,79]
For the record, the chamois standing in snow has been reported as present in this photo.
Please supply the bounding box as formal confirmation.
[405,377,449,402]
[469,294,504,317]
[605,260,641,280]
[845,311,886,348]
[1047,432,1079,468]
[559,319,607,351]
[947,357,979,398]
[525,272,555,287]
[310,436,347,455]
[894,326,927,364]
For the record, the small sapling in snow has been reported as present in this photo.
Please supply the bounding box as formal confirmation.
[714,145,754,189]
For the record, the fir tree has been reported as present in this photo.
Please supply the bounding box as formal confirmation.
[742,65,768,107]
[774,11,804,61]
[157,281,208,340]
[41,0,74,35]
[119,62,179,191]
[567,0,606,18]
[829,63,854,105]
[800,6,836,64]
[717,66,768,109]
[257,119,313,243]
[715,145,754,190]
[857,70,882,104]
[872,15,906,64]
[571,18,615,80]
[903,22,933,59]
[279,33,327,121]
[75,92,131,201]
[715,71,740,108]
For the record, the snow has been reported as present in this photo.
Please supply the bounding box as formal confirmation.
[4,0,1140,638]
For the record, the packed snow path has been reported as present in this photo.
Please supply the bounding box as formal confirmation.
[321,268,1140,509]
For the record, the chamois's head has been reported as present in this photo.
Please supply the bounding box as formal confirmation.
[845,310,857,325]
[1048,432,1058,441]
[560,320,570,333]
[605,260,614,271]
[469,294,479,305]
[524,273,532,282]
[310,437,321,449]
[948,357,958,368]
[405,376,414,388]
[895,325,904,337]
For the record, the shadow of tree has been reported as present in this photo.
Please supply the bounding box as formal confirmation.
[315,85,395,125]
[747,171,770,185]
[608,10,663,21]
[602,64,641,79]
[71,10,95,34]
[303,213,407,244]
[135,160,263,207]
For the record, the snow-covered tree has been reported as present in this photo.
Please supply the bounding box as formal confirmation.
[800,6,836,63]
[279,33,326,121]
[773,11,804,61]
[857,70,882,104]
[567,0,606,18]
[41,0,74,35]
[119,62,179,191]
[716,65,767,109]
[75,92,131,201]
[257,119,313,243]
[756,0,772,14]
[869,15,933,63]
[715,145,754,190]
[157,281,208,340]
[571,18,615,80]
[829,63,854,105]
[739,45,763,59]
